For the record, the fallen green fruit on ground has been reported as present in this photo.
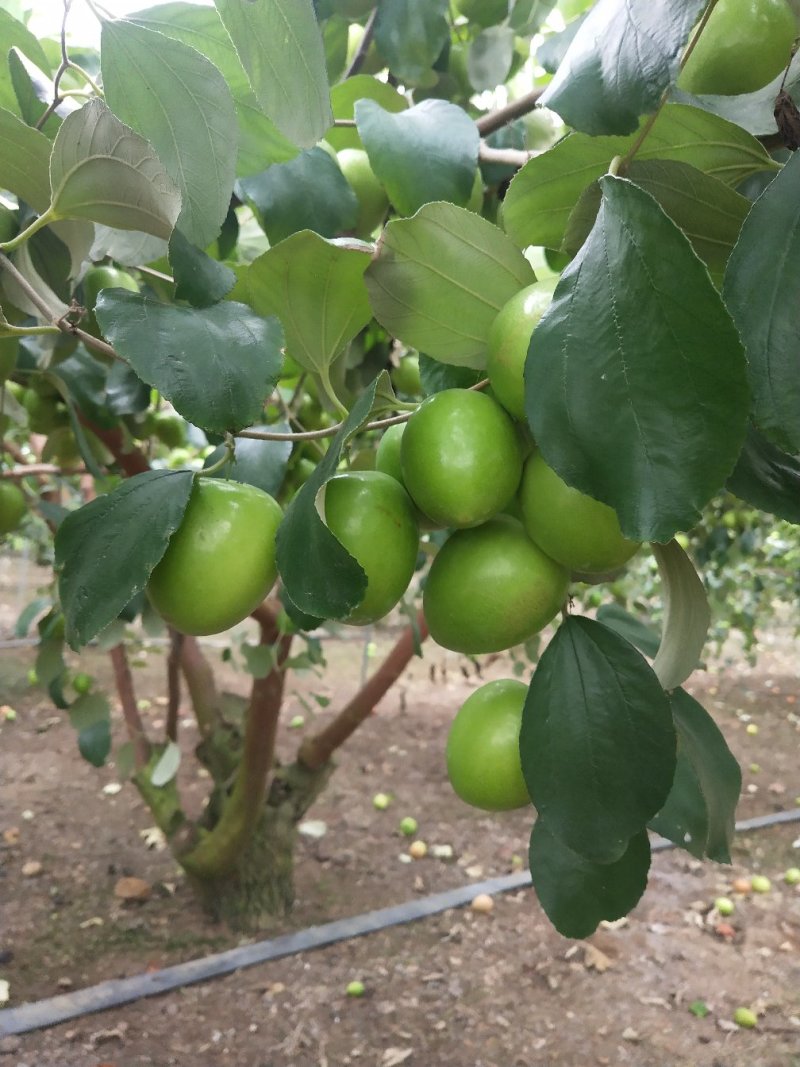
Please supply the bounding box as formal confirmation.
[399,816,418,836]
[750,874,771,893]
[346,979,366,997]
[733,1006,757,1029]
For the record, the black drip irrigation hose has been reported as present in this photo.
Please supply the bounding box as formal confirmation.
[1,807,798,1037]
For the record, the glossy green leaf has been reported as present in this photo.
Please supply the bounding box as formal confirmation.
[95,291,283,434]
[467,28,514,92]
[366,202,535,369]
[232,231,373,376]
[54,347,117,430]
[49,99,182,240]
[204,423,292,497]
[169,230,236,308]
[0,104,51,213]
[214,0,333,148]
[418,354,483,395]
[276,384,380,618]
[237,148,358,244]
[626,159,749,278]
[9,49,69,137]
[129,1,299,177]
[594,603,661,660]
[724,151,800,454]
[526,176,750,543]
[650,688,740,863]
[651,540,709,691]
[373,0,450,84]
[102,17,236,248]
[105,361,151,416]
[503,103,778,252]
[55,470,194,650]
[69,693,112,767]
[539,0,705,135]
[726,424,800,524]
[536,13,586,73]
[520,616,675,863]
[529,821,651,939]
[327,75,407,152]
[0,8,50,116]
[356,99,479,217]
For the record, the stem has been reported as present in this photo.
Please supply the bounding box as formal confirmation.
[344,7,378,79]
[318,365,348,419]
[200,432,235,477]
[180,602,293,878]
[0,207,57,253]
[166,628,184,743]
[67,61,103,97]
[109,643,150,769]
[478,144,535,168]
[476,89,543,137]
[180,636,222,738]
[679,0,721,74]
[298,609,429,771]
[0,323,60,337]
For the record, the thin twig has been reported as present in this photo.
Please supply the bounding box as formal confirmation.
[35,1,73,130]
[479,144,536,168]
[476,89,543,137]
[110,643,150,769]
[0,463,85,479]
[343,7,378,80]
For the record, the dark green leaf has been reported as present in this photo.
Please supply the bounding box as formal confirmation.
[214,0,333,148]
[0,104,51,213]
[503,103,778,252]
[102,17,236,248]
[0,8,51,116]
[520,616,675,863]
[328,75,407,152]
[54,348,117,429]
[724,151,800,453]
[128,1,299,177]
[280,586,323,632]
[467,28,514,92]
[95,292,283,435]
[35,636,66,689]
[594,603,661,660]
[55,470,194,649]
[526,176,749,543]
[69,693,112,767]
[236,148,359,244]
[539,0,705,135]
[276,384,381,618]
[106,361,151,416]
[529,821,651,939]
[9,48,68,136]
[536,14,586,74]
[418,354,483,395]
[204,423,292,497]
[650,688,740,863]
[169,230,236,308]
[726,424,800,523]
[373,0,450,84]
[356,99,479,217]
[232,231,372,376]
[15,597,51,638]
[366,202,535,369]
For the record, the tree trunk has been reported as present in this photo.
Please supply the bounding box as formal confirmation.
[184,761,332,931]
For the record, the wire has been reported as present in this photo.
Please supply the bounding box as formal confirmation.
[1,807,799,1037]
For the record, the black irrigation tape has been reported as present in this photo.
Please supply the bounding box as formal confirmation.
[2,808,799,1037]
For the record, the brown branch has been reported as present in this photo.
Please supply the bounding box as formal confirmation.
[0,463,85,479]
[476,89,543,137]
[166,628,184,743]
[344,7,378,79]
[298,609,428,771]
[80,420,150,478]
[109,643,150,769]
[180,636,222,738]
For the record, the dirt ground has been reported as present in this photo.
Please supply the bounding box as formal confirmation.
[1,586,799,1066]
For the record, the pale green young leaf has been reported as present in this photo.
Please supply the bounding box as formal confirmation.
[651,540,710,692]
[0,105,51,213]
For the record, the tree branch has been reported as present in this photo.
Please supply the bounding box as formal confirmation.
[344,7,378,79]
[109,643,150,769]
[166,628,184,743]
[0,463,85,479]
[180,636,222,739]
[298,609,428,771]
[476,89,543,137]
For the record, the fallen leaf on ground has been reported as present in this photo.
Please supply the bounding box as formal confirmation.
[114,876,151,902]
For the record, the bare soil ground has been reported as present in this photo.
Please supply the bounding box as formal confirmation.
[0,572,799,1066]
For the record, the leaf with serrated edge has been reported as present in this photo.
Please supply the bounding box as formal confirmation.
[539,0,705,135]
[650,688,740,863]
[276,384,384,619]
[55,470,194,650]
[95,292,283,434]
[49,99,181,239]
[651,540,709,691]
[503,103,778,252]
[366,202,535,369]
[529,821,651,939]
[102,17,237,248]
[232,232,373,376]
[520,615,675,864]
[724,151,800,454]
[214,0,332,149]
[526,176,749,543]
